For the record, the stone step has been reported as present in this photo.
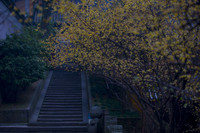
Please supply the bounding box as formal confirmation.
[38,114,83,120]
[51,74,80,76]
[48,86,81,88]
[43,97,81,100]
[51,73,80,75]
[47,88,81,90]
[46,91,81,96]
[51,75,80,77]
[46,93,81,96]
[46,92,81,94]
[52,73,80,75]
[39,110,82,114]
[41,106,82,111]
[49,81,81,83]
[50,80,81,82]
[43,99,81,102]
[44,98,82,100]
[45,95,82,98]
[37,118,83,122]
[47,89,80,91]
[40,108,82,111]
[47,91,81,93]
[39,113,82,116]
[48,84,81,86]
[49,83,81,85]
[38,114,82,117]
[41,107,82,111]
[47,90,81,94]
[0,126,87,132]
[45,95,82,100]
[47,90,81,92]
[48,86,81,89]
[51,76,80,78]
[107,125,123,132]
[0,131,88,133]
[42,102,82,105]
[29,122,88,126]
[105,116,118,125]
[51,78,81,80]
[51,77,80,78]
[43,98,82,101]
[45,93,81,96]
[43,101,81,103]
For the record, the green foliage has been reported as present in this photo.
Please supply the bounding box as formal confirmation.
[90,75,140,118]
[0,27,48,103]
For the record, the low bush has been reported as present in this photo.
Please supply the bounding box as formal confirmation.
[0,27,48,103]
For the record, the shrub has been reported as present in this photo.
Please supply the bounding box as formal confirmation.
[0,27,48,103]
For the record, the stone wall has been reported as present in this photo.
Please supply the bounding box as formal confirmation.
[0,72,48,123]
[0,109,29,123]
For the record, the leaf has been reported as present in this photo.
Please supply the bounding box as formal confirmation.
[183,103,187,108]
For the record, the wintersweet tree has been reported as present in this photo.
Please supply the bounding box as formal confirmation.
[47,0,200,132]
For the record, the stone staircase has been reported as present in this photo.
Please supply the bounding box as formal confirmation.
[0,71,88,133]
[37,71,83,123]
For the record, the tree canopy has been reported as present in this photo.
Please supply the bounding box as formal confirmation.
[46,0,200,133]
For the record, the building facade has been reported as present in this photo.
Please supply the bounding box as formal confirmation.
[0,0,23,40]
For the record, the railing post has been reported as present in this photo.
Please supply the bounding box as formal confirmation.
[97,110,105,133]
[88,106,104,133]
